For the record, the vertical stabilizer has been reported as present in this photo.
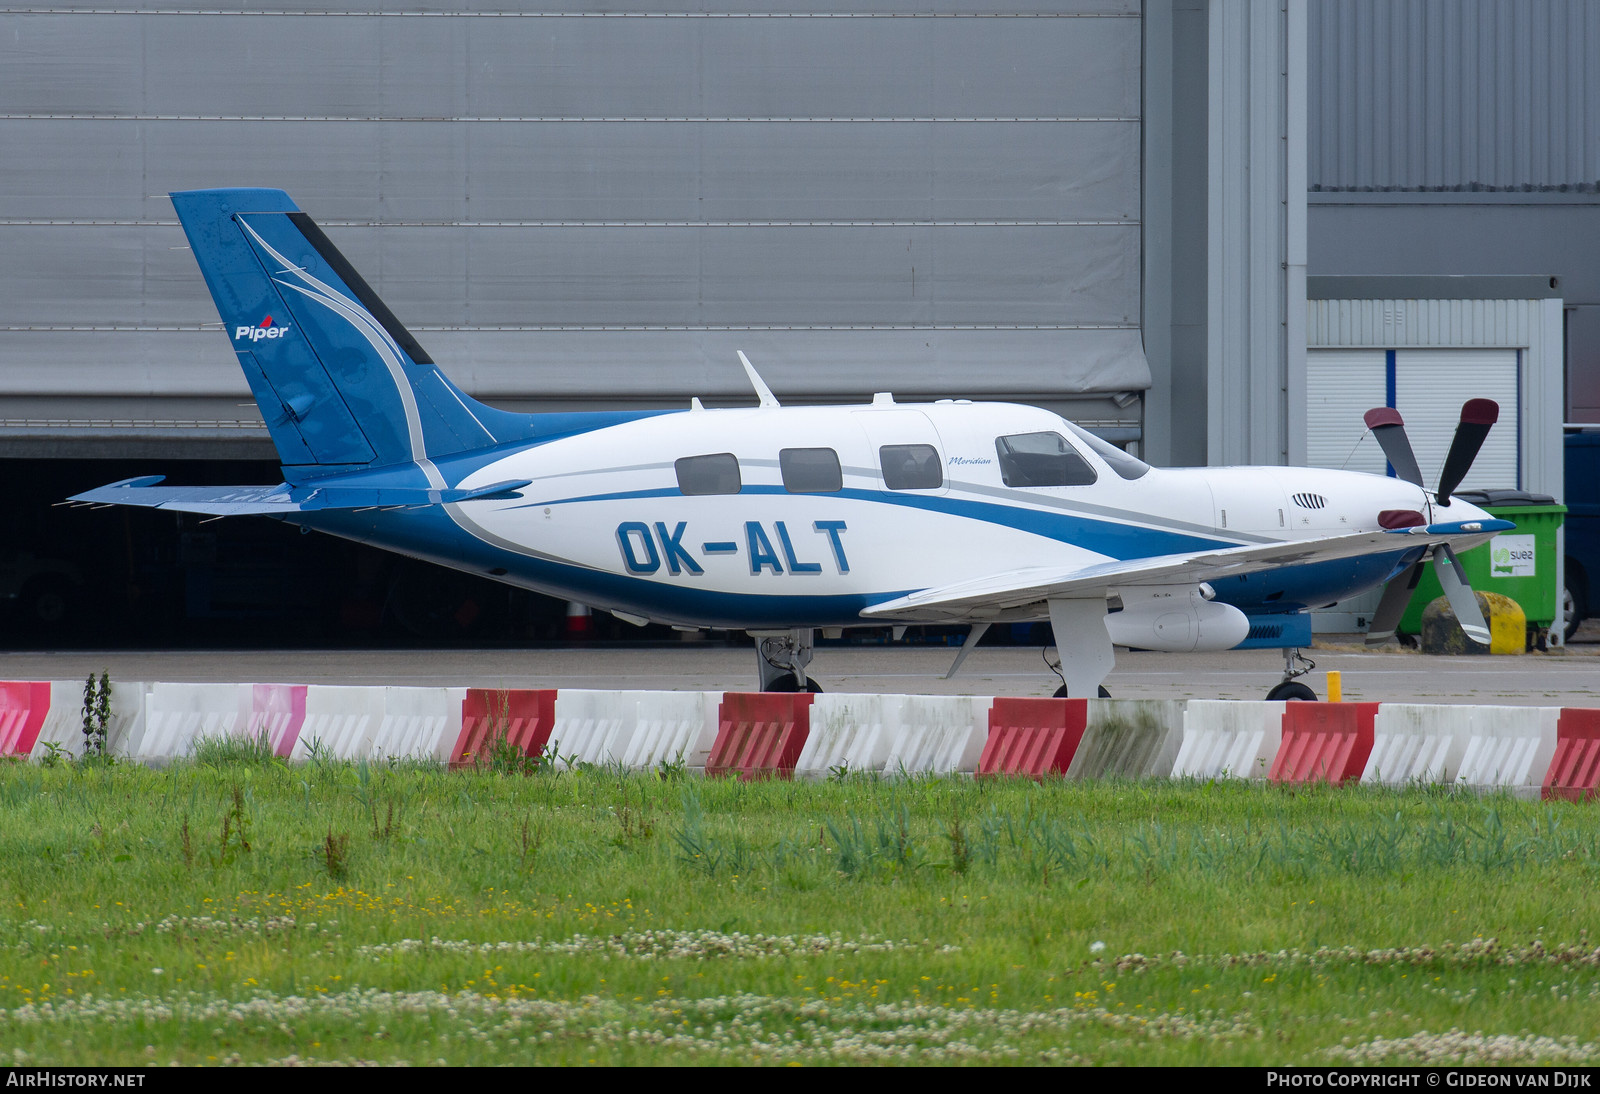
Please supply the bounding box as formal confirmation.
[171,188,510,479]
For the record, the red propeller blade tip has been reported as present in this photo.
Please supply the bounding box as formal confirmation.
[1364,407,1404,429]
[1461,399,1499,425]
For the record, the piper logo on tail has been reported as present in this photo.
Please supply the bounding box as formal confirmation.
[234,315,290,342]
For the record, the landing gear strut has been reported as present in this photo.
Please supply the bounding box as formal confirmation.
[1265,647,1318,701]
[1042,596,1115,698]
[753,628,823,693]
[1044,645,1111,698]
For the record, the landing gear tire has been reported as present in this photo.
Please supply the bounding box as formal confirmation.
[1265,681,1317,701]
[765,674,823,694]
[1053,685,1111,698]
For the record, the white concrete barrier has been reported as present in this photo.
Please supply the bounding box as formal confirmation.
[128,682,252,762]
[796,693,898,779]
[1457,705,1560,797]
[1068,699,1186,779]
[293,685,387,762]
[619,691,721,773]
[30,680,148,762]
[882,694,993,777]
[551,690,639,767]
[1174,700,1285,780]
[373,686,466,763]
[1363,704,1472,787]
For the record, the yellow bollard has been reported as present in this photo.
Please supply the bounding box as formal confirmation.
[1327,670,1342,703]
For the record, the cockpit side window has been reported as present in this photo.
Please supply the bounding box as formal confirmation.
[879,444,943,490]
[780,448,843,493]
[1061,421,1151,480]
[675,453,741,495]
[994,432,1098,488]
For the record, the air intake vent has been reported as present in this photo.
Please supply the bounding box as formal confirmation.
[1247,623,1285,641]
[1292,492,1328,510]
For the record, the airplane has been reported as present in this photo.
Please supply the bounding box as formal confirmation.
[69,188,1513,699]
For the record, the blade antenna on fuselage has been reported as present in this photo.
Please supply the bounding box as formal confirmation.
[736,350,781,409]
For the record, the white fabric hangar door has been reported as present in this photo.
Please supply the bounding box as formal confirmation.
[1306,348,1521,491]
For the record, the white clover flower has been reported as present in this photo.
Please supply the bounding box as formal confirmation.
[1089,940,1107,954]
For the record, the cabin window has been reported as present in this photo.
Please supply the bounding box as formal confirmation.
[675,453,741,495]
[1062,421,1151,480]
[994,432,1098,487]
[879,444,943,490]
[780,447,843,493]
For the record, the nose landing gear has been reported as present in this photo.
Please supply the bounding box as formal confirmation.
[1265,647,1318,701]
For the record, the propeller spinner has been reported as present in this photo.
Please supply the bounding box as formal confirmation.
[1362,399,1500,648]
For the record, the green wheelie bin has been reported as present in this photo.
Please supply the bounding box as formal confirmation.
[1399,490,1566,645]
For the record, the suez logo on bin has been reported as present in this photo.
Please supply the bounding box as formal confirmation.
[615,520,850,576]
[233,315,290,342]
[1490,533,1537,578]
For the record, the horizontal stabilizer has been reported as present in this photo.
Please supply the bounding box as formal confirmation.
[69,476,530,517]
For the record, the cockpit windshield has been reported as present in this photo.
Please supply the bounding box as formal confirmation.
[1061,421,1151,480]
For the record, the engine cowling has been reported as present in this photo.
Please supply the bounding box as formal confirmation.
[1103,585,1250,652]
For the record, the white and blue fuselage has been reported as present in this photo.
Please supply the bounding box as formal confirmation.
[293,397,1472,634]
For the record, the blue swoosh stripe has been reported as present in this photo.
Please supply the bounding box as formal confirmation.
[508,484,1238,560]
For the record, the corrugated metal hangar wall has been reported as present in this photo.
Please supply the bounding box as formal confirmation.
[1307,0,1600,424]
[1,2,1153,461]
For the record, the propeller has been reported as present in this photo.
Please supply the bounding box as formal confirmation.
[1361,399,1500,648]
[1436,398,1499,504]
[1432,544,1491,645]
[1362,407,1425,488]
[1364,554,1424,647]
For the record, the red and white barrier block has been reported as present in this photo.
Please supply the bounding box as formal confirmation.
[882,695,993,777]
[796,693,900,779]
[621,691,722,773]
[1173,700,1285,780]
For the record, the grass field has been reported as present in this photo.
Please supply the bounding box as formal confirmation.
[1,744,1599,1066]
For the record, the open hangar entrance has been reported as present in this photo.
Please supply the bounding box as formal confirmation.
[1,457,590,650]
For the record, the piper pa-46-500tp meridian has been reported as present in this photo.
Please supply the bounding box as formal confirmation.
[71,189,1513,698]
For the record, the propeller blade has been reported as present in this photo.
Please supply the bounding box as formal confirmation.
[1432,544,1491,645]
[1362,407,1425,488]
[1365,559,1425,647]
[1435,398,1499,504]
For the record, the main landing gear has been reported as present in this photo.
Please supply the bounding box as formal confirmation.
[1044,645,1112,697]
[753,628,824,693]
[1264,647,1318,701]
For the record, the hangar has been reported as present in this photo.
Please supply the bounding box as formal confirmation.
[0,1,1588,645]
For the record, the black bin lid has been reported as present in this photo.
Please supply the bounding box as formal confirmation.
[1452,488,1556,507]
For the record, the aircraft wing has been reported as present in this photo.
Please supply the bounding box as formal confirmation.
[860,519,1515,622]
[67,475,531,517]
